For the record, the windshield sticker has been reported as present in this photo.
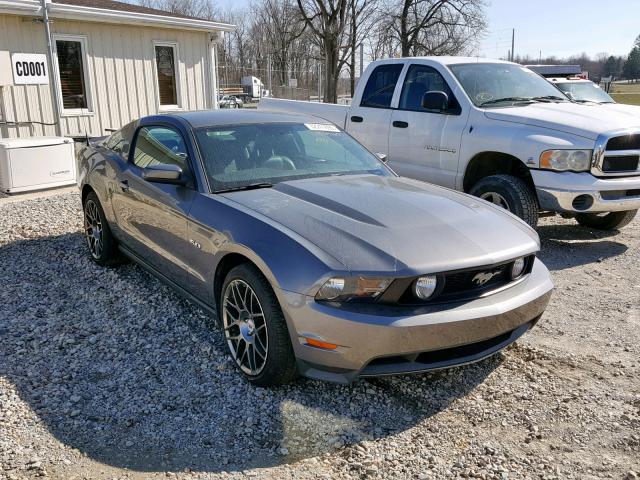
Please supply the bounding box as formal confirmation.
[305,123,340,132]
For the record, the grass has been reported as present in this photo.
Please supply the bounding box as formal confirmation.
[608,82,640,105]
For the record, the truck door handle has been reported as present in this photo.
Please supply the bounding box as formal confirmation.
[350,115,363,123]
[119,180,130,192]
[392,121,409,128]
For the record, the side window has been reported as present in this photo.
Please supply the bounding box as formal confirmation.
[398,65,460,113]
[106,122,136,156]
[132,126,189,171]
[360,64,404,108]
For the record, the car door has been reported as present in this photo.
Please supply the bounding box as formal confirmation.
[388,63,469,188]
[111,123,198,286]
[346,62,405,156]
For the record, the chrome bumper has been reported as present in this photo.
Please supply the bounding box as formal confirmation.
[277,258,553,384]
[532,170,640,213]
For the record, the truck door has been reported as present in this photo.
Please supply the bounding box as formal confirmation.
[346,63,405,156]
[388,64,469,188]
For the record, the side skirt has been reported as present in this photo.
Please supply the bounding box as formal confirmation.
[118,245,218,322]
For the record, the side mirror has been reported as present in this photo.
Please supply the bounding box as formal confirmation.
[142,164,185,185]
[422,91,449,111]
[375,152,388,163]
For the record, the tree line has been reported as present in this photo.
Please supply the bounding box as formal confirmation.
[132,0,487,102]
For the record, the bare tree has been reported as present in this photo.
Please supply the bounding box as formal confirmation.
[297,0,351,103]
[375,0,485,57]
[347,0,377,95]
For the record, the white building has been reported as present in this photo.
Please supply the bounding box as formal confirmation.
[0,0,234,139]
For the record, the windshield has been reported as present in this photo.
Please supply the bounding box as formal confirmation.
[555,81,614,104]
[195,123,391,192]
[449,63,569,107]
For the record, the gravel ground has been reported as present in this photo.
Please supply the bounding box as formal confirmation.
[0,191,638,480]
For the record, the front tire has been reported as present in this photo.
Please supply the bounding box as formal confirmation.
[575,210,637,230]
[470,174,539,228]
[220,264,298,387]
[83,192,123,266]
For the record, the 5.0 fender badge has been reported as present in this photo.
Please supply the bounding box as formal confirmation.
[189,239,201,249]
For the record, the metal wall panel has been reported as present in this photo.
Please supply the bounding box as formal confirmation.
[0,13,213,139]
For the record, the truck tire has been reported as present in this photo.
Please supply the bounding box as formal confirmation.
[470,174,539,228]
[575,210,637,230]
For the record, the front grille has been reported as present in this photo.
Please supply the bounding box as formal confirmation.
[602,155,639,172]
[396,255,535,305]
[606,134,640,151]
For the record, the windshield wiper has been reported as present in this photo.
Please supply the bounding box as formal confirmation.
[479,96,534,106]
[530,95,567,102]
[214,182,273,193]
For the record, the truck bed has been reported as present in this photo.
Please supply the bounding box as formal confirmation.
[258,98,349,128]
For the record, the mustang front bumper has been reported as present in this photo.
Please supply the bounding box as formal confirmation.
[277,258,553,384]
[533,170,640,213]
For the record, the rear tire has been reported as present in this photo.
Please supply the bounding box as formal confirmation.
[220,264,298,387]
[83,192,124,266]
[575,210,637,230]
[470,174,539,228]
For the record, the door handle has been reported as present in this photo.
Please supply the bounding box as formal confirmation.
[350,115,363,123]
[392,120,409,128]
[119,180,130,192]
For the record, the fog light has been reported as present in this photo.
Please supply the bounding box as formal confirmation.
[511,257,526,279]
[414,275,438,300]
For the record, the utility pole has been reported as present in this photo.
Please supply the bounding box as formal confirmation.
[511,28,515,62]
[40,0,62,136]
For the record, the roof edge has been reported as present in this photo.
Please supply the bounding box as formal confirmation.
[0,0,235,32]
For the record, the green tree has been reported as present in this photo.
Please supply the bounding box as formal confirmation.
[623,47,640,81]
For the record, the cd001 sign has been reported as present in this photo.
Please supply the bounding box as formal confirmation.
[12,53,49,85]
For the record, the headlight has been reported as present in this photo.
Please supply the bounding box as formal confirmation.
[315,277,392,302]
[540,149,592,172]
[510,257,526,279]
[414,275,438,300]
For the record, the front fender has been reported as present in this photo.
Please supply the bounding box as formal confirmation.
[458,111,595,190]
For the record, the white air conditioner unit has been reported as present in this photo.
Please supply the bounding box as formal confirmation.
[0,137,76,194]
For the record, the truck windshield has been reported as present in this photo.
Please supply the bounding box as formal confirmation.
[555,81,614,104]
[449,63,569,108]
[195,123,392,192]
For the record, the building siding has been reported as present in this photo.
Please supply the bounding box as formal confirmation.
[0,13,214,139]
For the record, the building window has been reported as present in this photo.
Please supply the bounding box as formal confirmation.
[154,43,180,109]
[54,36,92,113]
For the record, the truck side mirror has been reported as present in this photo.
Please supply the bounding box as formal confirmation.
[422,91,449,112]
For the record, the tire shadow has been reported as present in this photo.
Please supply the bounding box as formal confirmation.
[537,222,628,271]
[0,233,500,474]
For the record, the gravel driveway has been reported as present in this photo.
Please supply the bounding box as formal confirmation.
[0,191,638,480]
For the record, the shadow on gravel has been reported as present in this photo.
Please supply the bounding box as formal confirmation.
[0,233,499,474]
[537,223,628,270]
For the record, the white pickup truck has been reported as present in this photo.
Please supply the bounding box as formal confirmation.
[259,57,640,230]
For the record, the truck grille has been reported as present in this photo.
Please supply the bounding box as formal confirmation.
[602,155,640,172]
[593,130,640,177]
[606,134,640,151]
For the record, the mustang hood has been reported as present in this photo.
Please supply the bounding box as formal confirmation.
[222,175,539,275]
[484,102,640,140]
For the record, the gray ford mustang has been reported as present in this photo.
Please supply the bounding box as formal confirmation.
[77,110,554,386]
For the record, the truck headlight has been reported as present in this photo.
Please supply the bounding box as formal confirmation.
[316,277,392,302]
[540,149,592,172]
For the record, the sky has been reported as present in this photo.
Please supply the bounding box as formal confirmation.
[478,0,640,60]
[213,0,640,61]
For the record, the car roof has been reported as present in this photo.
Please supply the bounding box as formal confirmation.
[168,110,330,128]
[548,77,592,83]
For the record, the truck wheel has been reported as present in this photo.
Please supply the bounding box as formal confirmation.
[470,174,539,228]
[575,210,637,230]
